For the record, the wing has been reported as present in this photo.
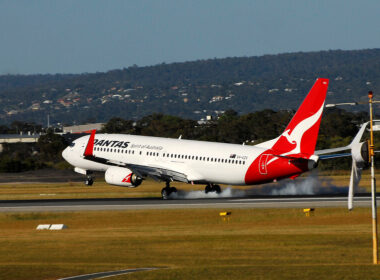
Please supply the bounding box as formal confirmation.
[315,122,369,160]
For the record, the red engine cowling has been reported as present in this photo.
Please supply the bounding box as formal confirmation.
[105,166,142,188]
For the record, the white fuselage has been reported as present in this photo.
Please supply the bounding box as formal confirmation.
[62,133,266,185]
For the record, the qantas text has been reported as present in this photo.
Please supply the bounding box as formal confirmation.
[94,139,130,148]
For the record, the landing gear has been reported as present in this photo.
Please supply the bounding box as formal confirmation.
[161,181,177,199]
[85,175,94,186]
[205,183,221,194]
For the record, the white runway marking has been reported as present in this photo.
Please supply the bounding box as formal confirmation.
[58,267,158,280]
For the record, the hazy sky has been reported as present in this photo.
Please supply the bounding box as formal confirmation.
[1,0,379,74]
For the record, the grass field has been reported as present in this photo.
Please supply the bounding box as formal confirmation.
[1,171,379,279]
[0,171,374,200]
[0,208,380,280]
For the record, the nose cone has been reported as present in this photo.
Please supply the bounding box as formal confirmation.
[62,147,69,162]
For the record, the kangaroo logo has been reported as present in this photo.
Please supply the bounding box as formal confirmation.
[267,102,325,166]
[122,173,132,183]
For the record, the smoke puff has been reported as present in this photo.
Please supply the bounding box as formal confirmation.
[167,170,366,199]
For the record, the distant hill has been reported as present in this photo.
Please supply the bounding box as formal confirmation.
[0,48,379,125]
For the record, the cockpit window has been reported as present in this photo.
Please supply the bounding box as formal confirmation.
[69,142,76,147]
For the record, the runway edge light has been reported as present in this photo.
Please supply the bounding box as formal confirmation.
[303,208,315,217]
[219,212,231,216]
[220,211,231,222]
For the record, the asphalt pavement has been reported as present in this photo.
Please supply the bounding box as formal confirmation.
[0,194,378,212]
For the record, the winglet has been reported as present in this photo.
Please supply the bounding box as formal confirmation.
[348,122,369,148]
[84,130,96,157]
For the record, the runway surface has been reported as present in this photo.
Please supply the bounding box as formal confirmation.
[0,194,379,212]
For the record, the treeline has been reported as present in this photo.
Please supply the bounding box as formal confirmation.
[0,130,67,172]
[1,49,380,125]
[101,108,369,148]
[0,108,376,172]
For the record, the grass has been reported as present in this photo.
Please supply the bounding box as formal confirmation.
[0,208,380,279]
[0,170,374,200]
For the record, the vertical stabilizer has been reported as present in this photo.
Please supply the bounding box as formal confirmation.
[267,78,329,156]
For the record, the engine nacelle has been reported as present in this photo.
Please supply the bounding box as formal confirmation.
[351,141,369,164]
[307,155,319,170]
[105,166,142,188]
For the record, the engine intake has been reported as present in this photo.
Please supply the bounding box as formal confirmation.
[105,166,142,188]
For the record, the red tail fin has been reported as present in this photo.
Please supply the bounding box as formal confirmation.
[271,78,329,155]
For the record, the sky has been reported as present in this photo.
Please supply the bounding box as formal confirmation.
[0,0,379,75]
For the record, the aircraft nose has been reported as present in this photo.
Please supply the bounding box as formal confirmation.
[62,147,69,161]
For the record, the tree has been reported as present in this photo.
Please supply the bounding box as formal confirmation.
[37,129,66,162]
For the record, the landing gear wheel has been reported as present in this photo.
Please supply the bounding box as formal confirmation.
[205,184,221,194]
[213,184,221,194]
[85,176,94,186]
[205,185,212,194]
[161,188,170,200]
[161,185,177,199]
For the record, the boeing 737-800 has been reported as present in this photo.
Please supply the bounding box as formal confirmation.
[62,78,361,199]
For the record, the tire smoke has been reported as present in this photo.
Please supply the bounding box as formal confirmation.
[166,170,366,199]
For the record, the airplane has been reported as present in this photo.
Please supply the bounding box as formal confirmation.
[61,78,369,200]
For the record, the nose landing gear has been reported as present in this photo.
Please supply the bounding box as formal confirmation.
[85,175,94,186]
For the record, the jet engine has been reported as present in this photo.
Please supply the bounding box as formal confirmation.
[351,140,369,164]
[105,166,142,187]
[307,155,319,170]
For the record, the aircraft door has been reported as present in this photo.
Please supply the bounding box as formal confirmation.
[259,154,269,175]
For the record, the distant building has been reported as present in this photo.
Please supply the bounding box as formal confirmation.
[63,123,104,134]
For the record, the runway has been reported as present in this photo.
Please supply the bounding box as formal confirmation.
[0,194,378,212]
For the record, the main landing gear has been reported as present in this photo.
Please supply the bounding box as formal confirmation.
[161,181,177,199]
[205,183,221,194]
[85,175,94,186]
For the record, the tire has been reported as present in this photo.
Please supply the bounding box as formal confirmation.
[213,185,221,194]
[85,178,93,186]
[161,188,170,200]
[205,185,211,193]
[170,187,177,193]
